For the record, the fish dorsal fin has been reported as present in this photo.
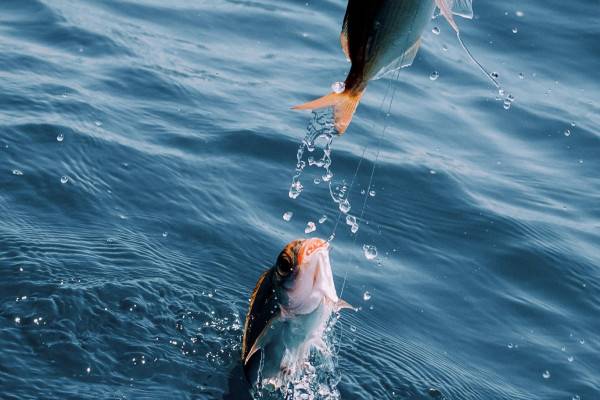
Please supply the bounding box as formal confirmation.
[244,314,281,365]
[435,0,473,32]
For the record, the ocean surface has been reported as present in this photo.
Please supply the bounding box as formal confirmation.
[1,0,599,399]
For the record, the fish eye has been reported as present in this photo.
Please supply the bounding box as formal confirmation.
[276,250,294,277]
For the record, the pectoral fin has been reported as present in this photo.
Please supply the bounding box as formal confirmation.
[400,39,421,68]
[436,0,474,32]
[244,315,281,365]
[335,298,355,312]
[325,297,355,312]
[436,0,459,32]
[449,0,473,19]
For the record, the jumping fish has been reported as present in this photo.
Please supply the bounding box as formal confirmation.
[293,0,473,134]
[241,238,351,386]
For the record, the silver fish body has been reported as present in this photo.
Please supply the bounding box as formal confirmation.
[241,239,350,386]
[342,0,437,87]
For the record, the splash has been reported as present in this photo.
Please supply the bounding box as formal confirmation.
[250,316,343,400]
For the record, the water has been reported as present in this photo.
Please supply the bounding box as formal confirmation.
[0,0,599,399]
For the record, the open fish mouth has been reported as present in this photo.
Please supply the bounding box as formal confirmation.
[297,238,329,265]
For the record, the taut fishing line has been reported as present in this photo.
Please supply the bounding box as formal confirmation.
[331,68,402,360]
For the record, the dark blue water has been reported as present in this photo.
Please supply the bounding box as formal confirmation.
[1,0,599,399]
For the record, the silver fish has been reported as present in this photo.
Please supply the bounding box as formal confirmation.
[241,238,351,386]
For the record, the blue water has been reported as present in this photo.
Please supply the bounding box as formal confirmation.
[1,0,599,399]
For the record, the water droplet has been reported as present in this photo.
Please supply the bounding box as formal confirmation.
[313,177,321,185]
[542,370,551,379]
[507,94,515,102]
[331,81,345,94]
[12,169,23,176]
[432,27,440,35]
[503,100,511,110]
[162,232,168,238]
[561,346,566,352]
[369,190,376,197]
[60,176,69,184]
[345,215,356,226]
[350,224,359,234]
[579,338,585,344]
[19,267,23,272]
[304,221,316,234]
[363,291,372,301]
[318,215,327,224]
[570,121,576,127]
[519,73,524,79]
[86,367,91,373]
[564,129,571,137]
[289,180,304,199]
[507,343,514,349]
[14,317,21,324]
[339,199,351,214]
[363,244,377,260]
[283,211,294,221]
[491,72,499,79]
[567,356,574,362]
[94,120,102,127]
[57,133,64,142]
[515,10,524,17]
[512,27,518,33]
[572,395,580,400]
[442,44,448,51]
[429,170,437,175]
[350,325,357,332]
[429,71,439,81]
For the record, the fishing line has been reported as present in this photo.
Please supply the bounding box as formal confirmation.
[331,71,400,362]
[357,70,401,225]
[456,32,501,90]
[328,75,396,243]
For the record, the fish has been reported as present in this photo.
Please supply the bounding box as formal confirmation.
[241,238,352,387]
[293,0,473,134]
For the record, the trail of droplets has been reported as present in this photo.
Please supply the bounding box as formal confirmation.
[289,110,336,200]
[289,110,354,221]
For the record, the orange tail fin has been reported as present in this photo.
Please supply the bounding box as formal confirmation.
[292,90,364,134]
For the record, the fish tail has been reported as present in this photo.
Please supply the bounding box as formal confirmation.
[292,90,364,134]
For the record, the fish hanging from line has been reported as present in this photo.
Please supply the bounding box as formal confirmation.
[241,238,352,387]
[293,0,474,134]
